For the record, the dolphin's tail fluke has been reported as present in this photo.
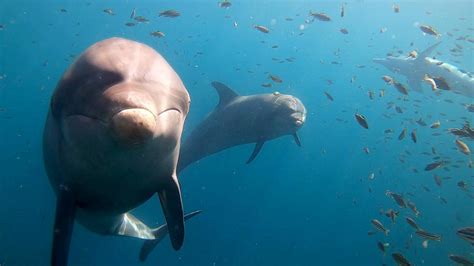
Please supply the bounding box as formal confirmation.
[139,210,203,262]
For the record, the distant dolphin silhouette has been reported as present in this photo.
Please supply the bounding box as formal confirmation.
[177,81,307,172]
[373,42,474,98]
[43,37,201,266]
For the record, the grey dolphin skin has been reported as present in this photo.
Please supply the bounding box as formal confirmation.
[43,37,201,266]
[373,42,474,98]
[177,81,307,172]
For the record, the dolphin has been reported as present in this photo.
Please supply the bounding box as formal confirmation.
[373,42,474,98]
[177,81,307,172]
[43,37,201,265]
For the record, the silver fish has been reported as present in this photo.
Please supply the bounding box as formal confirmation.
[416,229,441,241]
[457,227,474,246]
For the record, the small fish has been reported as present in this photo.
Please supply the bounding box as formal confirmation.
[430,121,440,128]
[377,241,389,253]
[392,252,411,266]
[371,219,389,235]
[125,22,136,27]
[379,89,385,97]
[425,161,443,171]
[309,12,331,21]
[393,81,408,95]
[368,173,375,180]
[340,28,349,34]
[433,175,442,186]
[254,25,270,33]
[406,217,419,230]
[134,16,149,23]
[159,9,180,18]
[380,27,388,33]
[439,196,448,204]
[457,181,468,190]
[219,0,232,8]
[455,139,471,155]
[393,4,400,13]
[385,209,399,222]
[363,147,370,154]
[103,8,114,15]
[340,4,345,17]
[423,74,437,90]
[457,227,474,245]
[410,129,417,143]
[395,106,403,113]
[408,50,417,58]
[150,31,165,38]
[419,24,440,37]
[324,91,334,101]
[407,201,420,217]
[416,229,441,241]
[387,191,406,208]
[355,113,369,129]
[261,83,272,88]
[398,128,407,140]
[269,74,282,83]
[130,8,136,19]
[432,76,450,90]
[448,254,474,266]
[416,118,427,126]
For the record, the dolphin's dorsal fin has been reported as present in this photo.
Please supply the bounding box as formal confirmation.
[211,81,239,108]
[418,42,442,60]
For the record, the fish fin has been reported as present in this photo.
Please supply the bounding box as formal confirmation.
[139,210,203,262]
[418,42,442,60]
[408,78,423,93]
[158,176,185,250]
[247,141,265,164]
[51,185,76,266]
[293,133,302,147]
[211,81,239,108]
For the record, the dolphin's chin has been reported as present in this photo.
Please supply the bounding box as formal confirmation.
[110,108,157,146]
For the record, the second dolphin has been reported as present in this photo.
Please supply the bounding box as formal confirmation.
[178,81,307,172]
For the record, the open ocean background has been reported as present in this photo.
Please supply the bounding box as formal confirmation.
[0,0,472,265]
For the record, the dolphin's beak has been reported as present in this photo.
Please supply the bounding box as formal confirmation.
[110,108,156,146]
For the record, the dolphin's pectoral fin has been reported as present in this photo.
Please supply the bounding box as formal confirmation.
[51,185,76,266]
[158,176,185,250]
[211,81,239,108]
[247,141,265,164]
[139,210,203,262]
[292,133,302,147]
[408,78,423,93]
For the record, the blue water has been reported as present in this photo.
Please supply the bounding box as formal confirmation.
[0,0,473,265]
